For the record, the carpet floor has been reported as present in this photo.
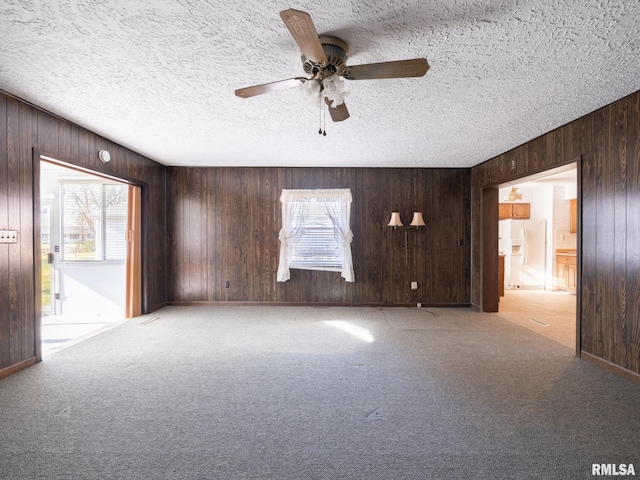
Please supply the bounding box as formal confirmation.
[1,305,638,479]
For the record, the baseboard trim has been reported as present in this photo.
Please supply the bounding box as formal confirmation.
[0,357,37,381]
[581,351,640,384]
[165,301,472,308]
[146,301,169,314]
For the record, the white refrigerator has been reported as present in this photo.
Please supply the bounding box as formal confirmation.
[504,219,546,289]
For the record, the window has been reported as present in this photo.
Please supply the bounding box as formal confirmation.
[277,189,354,282]
[60,182,127,261]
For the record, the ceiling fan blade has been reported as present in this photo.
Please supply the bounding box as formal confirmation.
[343,58,430,80]
[235,78,306,98]
[325,98,350,122]
[279,9,327,64]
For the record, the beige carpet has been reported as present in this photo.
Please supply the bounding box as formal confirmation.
[3,304,637,479]
[498,289,577,350]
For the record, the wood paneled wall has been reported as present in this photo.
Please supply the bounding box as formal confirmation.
[0,92,167,376]
[167,167,471,306]
[470,90,640,376]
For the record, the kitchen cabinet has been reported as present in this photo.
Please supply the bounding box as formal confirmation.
[569,199,577,233]
[498,203,511,220]
[498,203,530,220]
[556,253,577,291]
[512,203,531,219]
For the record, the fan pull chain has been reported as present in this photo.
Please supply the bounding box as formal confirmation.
[323,102,327,136]
[318,91,326,136]
[318,94,322,135]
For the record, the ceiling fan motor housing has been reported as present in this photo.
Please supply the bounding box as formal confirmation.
[302,35,348,77]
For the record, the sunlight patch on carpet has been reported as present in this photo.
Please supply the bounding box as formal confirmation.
[323,320,375,343]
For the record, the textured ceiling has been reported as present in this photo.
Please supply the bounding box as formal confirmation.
[1,0,639,168]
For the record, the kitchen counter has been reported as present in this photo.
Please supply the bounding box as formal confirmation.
[556,249,577,256]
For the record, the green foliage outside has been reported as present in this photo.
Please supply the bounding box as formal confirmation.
[41,252,50,308]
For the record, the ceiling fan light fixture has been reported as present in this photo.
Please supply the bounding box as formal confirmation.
[323,74,348,107]
[298,74,348,108]
[299,79,321,105]
[235,8,429,127]
[298,80,321,105]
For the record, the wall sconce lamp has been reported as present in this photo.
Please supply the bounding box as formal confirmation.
[388,211,426,230]
[388,211,426,265]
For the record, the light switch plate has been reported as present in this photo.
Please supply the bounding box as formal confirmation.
[411,281,418,290]
[0,230,18,243]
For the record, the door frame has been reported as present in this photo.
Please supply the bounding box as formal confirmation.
[480,157,582,355]
[481,187,499,312]
[33,149,144,361]
[126,185,142,318]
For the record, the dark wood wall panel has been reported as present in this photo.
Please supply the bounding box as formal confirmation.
[0,92,167,375]
[628,93,640,375]
[470,90,640,376]
[0,94,9,369]
[6,99,35,365]
[611,101,627,367]
[580,111,599,357]
[167,167,471,306]
[19,101,36,362]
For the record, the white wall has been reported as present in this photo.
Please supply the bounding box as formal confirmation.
[57,263,125,316]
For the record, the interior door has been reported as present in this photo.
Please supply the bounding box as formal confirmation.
[40,200,55,315]
[125,185,142,318]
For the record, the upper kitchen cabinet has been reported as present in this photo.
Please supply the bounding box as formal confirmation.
[498,203,511,220]
[512,203,531,219]
[498,203,531,220]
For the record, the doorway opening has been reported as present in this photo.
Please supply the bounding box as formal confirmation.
[496,163,578,350]
[40,160,131,356]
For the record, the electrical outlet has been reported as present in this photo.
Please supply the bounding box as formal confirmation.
[0,230,18,243]
[225,281,230,288]
[411,281,418,290]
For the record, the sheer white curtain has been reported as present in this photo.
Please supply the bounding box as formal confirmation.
[277,188,354,282]
[320,190,355,282]
[277,190,309,282]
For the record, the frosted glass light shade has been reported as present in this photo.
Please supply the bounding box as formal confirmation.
[388,212,403,227]
[410,212,426,227]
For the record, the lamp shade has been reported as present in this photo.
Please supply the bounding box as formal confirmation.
[388,212,403,227]
[410,212,426,227]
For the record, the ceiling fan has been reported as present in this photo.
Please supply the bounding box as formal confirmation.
[234,8,430,124]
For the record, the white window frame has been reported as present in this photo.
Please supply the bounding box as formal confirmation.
[59,181,128,262]
[277,188,355,282]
